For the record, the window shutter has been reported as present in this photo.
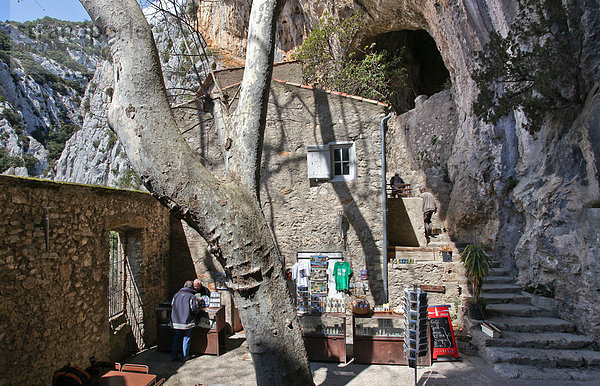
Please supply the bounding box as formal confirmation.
[306,145,330,179]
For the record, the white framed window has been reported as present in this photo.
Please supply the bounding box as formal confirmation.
[306,142,356,181]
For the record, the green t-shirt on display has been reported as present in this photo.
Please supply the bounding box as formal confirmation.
[333,261,352,291]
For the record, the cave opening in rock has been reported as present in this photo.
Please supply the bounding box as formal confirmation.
[364,30,450,113]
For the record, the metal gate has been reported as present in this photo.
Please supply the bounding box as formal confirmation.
[108,231,145,349]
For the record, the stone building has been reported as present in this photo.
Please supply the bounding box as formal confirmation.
[0,63,462,384]
[178,62,461,312]
[0,176,171,385]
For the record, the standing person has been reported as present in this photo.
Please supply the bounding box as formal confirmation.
[419,187,438,241]
[171,280,200,361]
[389,172,405,198]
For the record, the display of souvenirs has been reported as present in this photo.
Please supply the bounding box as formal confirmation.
[296,286,309,314]
[323,298,345,314]
[209,292,221,308]
[197,295,210,308]
[310,255,328,314]
[293,255,351,315]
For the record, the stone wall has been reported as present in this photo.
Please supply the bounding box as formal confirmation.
[388,260,462,321]
[386,90,457,232]
[0,176,170,385]
[259,81,389,305]
[177,79,390,307]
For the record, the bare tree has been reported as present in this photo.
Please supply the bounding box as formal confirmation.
[79,0,313,384]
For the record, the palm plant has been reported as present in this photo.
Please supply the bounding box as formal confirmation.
[460,243,492,299]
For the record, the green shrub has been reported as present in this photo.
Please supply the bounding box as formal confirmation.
[292,12,406,108]
[460,243,492,299]
[0,146,24,172]
[46,123,78,162]
[118,168,141,190]
[501,175,518,196]
[472,0,587,133]
[0,108,26,135]
[584,198,600,208]
[524,281,555,298]
[23,153,38,175]
[107,132,117,149]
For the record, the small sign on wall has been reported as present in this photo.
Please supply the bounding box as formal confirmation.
[212,271,228,290]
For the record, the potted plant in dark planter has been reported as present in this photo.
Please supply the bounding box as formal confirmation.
[460,243,492,319]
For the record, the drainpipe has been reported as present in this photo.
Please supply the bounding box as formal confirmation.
[381,109,393,304]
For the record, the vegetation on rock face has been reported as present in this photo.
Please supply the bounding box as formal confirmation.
[584,198,600,208]
[44,123,79,164]
[292,12,407,109]
[472,0,588,134]
[118,168,141,190]
[0,18,105,177]
[0,147,23,171]
[524,281,555,298]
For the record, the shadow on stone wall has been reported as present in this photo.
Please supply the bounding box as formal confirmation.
[312,88,385,304]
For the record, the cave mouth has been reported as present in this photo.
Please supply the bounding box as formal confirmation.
[365,29,450,113]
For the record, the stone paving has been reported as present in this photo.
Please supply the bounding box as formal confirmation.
[122,334,599,385]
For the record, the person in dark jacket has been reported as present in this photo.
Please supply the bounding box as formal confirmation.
[389,172,405,198]
[171,280,200,361]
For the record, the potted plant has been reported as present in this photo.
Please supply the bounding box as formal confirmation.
[440,244,453,262]
[460,243,492,319]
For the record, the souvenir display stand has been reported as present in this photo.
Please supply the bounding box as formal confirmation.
[156,304,226,356]
[352,313,431,366]
[299,313,347,363]
[191,306,226,355]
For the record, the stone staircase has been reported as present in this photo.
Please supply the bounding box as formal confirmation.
[469,261,600,381]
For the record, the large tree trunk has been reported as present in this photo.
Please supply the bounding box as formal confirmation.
[79,0,313,384]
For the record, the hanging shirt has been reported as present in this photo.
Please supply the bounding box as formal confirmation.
[327,260,343,298]
[333,261,352,291]
[292,260,311,288]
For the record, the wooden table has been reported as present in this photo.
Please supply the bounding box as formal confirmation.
[99,370,156,386]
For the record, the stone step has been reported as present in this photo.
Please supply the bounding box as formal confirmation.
[494,363,600,381]
[486,316,576,333]
[483,275,513,284]
[482,346,600,368]
[490,260,501,268]
[489,267,509,276]
[480,292,532,304]
[481,283,522,293]
[486,303,556,318]
[472,329,595,349]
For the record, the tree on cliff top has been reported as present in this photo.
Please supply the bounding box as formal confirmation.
[472,0,589,134]
[79,0,313,384]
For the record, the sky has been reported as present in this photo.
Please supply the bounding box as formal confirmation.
[0,0,91,23]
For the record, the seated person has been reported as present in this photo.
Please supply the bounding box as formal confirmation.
[193,279,211,306]
[192,279,211,325]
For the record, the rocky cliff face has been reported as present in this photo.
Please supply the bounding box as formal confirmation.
[193,0,600,339]
[0,18,104,177]
[31,0,600,340]
[53,8,218,189]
